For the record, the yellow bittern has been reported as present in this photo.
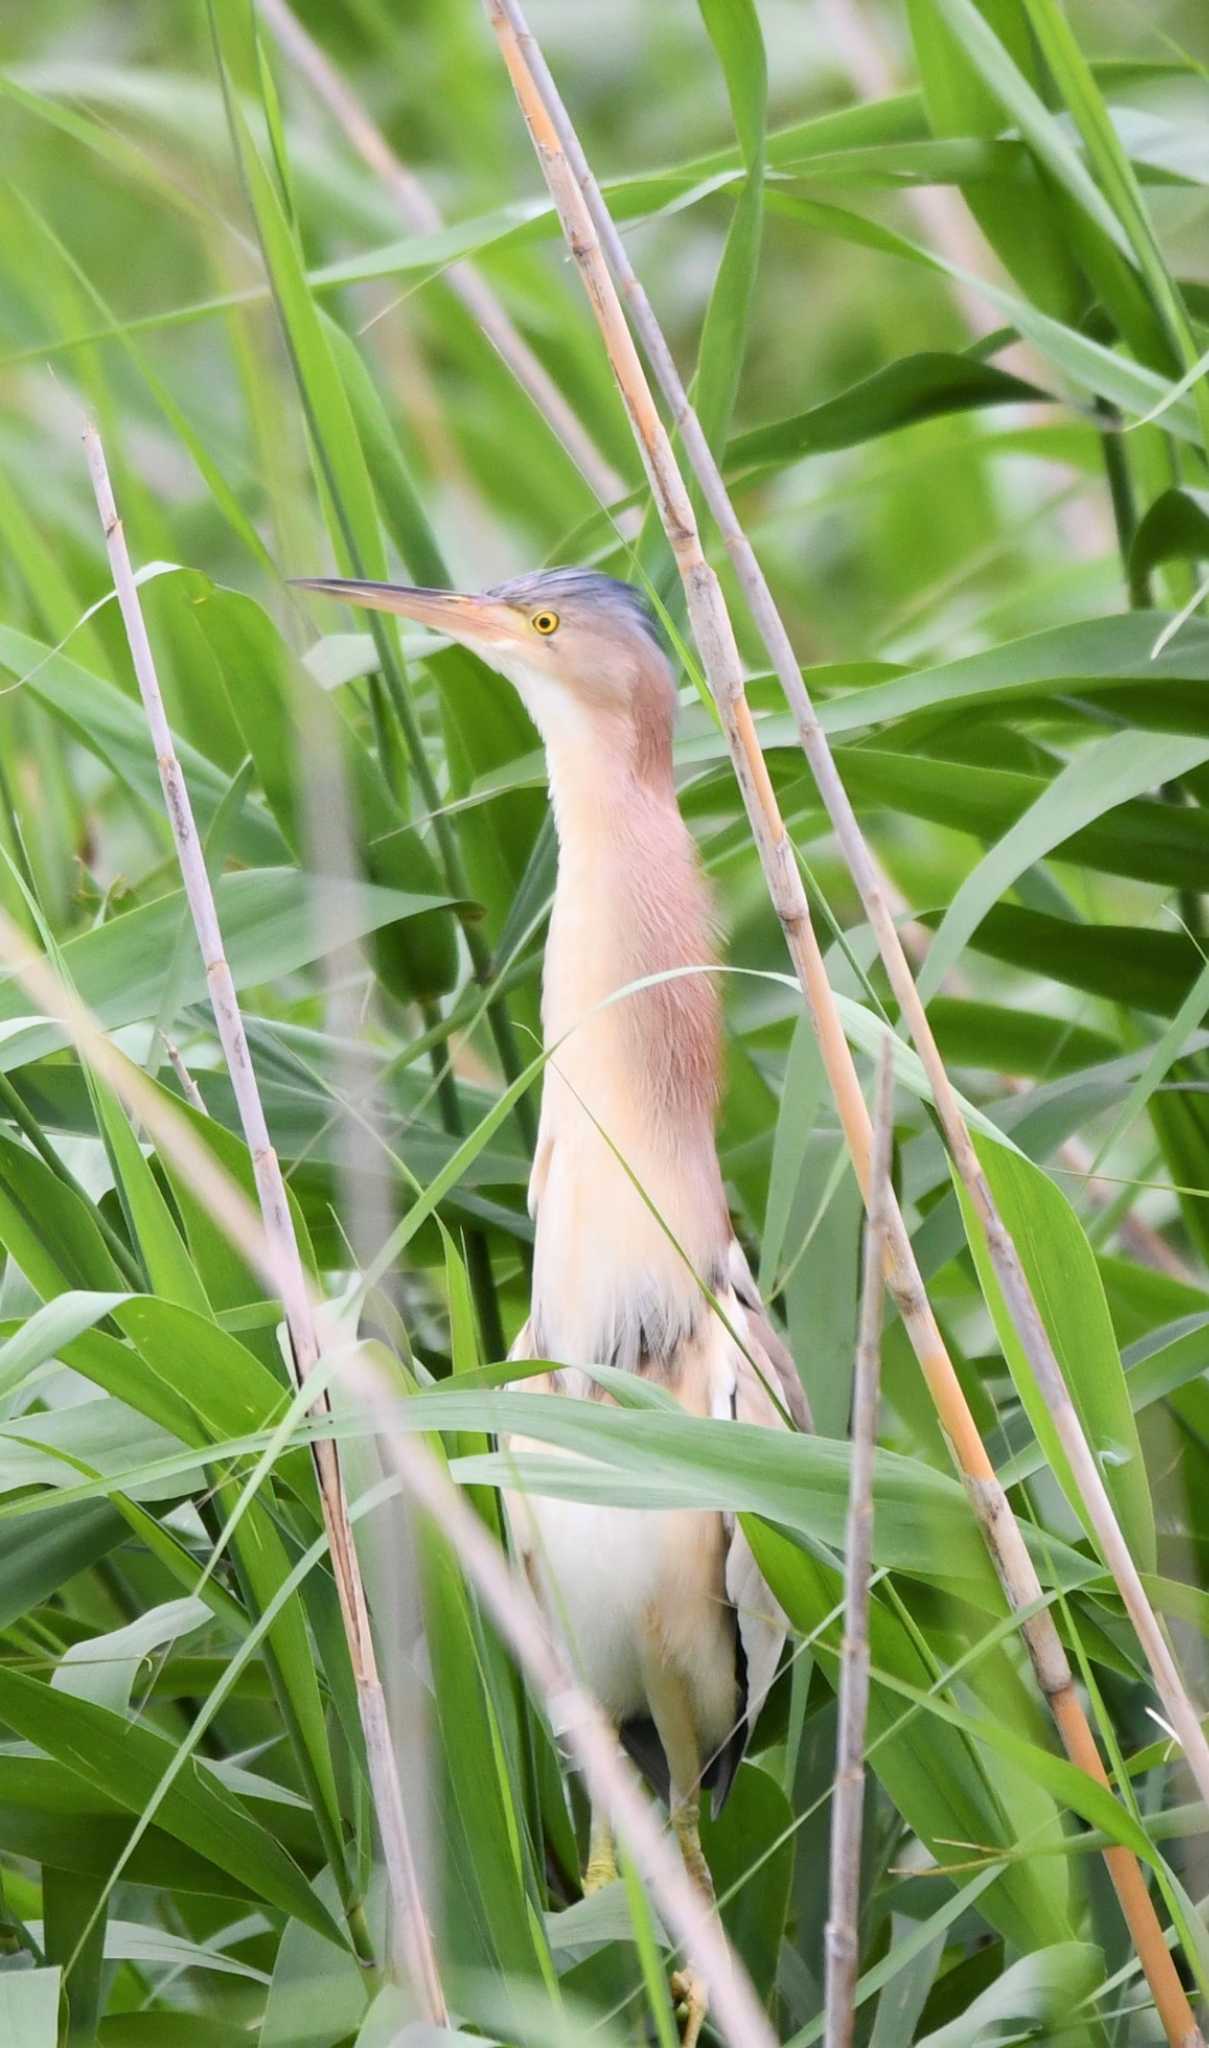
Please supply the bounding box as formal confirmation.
[298,568,810,2041]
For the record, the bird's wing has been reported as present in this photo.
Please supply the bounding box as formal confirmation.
[707,1254,810,1807]
[725,1237,812,1431]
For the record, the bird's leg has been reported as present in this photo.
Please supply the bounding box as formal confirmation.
[639,1644,715,2048]
[669,1790,713,2048]
[672,1791,713,1902]
[583,1801,618,1893]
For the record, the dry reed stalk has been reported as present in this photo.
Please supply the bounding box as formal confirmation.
[487,7,1209,1829]
[481,5,1209,1825]
[481,13,1202,2042]
[83,422,446,2022]
[0,900,775,2048]
[256,0,627,513]
[824,1041,893,2048]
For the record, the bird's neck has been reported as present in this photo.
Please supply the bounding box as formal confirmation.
[528,720,729,1373]
[542,727,719,1111]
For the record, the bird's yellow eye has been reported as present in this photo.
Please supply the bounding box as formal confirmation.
[531,609,560,636]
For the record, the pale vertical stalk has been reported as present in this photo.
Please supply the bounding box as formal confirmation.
[824,1041,892,2048]
[300,658,437,1949]
[256,0,627,512]
[82,422,446,2023]
[479,15,1202,2044]
[0,907,774,2048]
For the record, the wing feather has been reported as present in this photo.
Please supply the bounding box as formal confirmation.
[727,1238,812,1430]
[708,1254,811,1808]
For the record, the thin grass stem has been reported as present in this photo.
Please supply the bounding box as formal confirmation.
[81,421,446,2019]
[824,1040,892,2048]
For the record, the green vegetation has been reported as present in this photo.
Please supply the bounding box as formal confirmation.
[2,1,1209,2042]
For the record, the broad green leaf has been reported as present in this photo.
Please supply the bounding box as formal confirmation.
[1000,1313,1209,1490]
[691,0,766,472]
[785,1866,1006,2047]
[929,0,1132,259]
[91,1078,211,1314]
[0,871,459,1074]
[0,1501,128,1631]
[906,0,1083,319]
[1022,0,1209,445]
[697,0,765,168]
[150,1074,322,1317]
[63,2016,251,2048]
[0,1752,257,1898]
[0,1668,345,1945]
[40,1916,272,1981]
[729,352,1050,476]
[928,996,1116,1077]
[259,1880,372,2047]
[52,1595,212,1714]
[327,322,450,587]
[832,745,1209,894]
[868,1922,944,2048]
[822,613,1209,738]
[429,1386,1092,1600]
[701,1763,793,2002]
[820,1645,1207,1988]
[915,1942,1103,2048]
[16,1289,343,1875]
[1091,950,1209,1178]
[759,1011,826,1290]
[766,189,1202,439]
[1132,487,1209,582]
[918,730,1209,999]
[920,0,1170,379]
[0,623,285,867]
[41,1865,106,2048]
[0,1399,182,1502]
[420,1500,553,1982]
[956,1134,1155,1570]
[1149,1077,1209,1269]
[0,1290,128,1402]
[0,1134,127,1298]
[927,901,1209,1020]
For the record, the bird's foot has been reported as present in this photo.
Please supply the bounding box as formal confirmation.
[671,1966,708,2048]
[582,1843,619,1894]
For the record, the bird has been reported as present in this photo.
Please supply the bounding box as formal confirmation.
[296,567,810,2043]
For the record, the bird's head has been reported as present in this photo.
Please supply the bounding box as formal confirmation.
[293,567,676,765]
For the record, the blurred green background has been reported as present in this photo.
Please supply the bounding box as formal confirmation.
[1,3,1209,2044]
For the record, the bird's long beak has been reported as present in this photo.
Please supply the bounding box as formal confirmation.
[290,577,518,650]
